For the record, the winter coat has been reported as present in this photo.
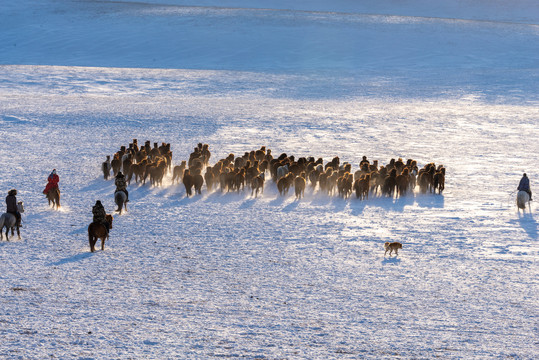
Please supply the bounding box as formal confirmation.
[92,204,106,223]
[44,173,60,194]
[6,194,17,213]
[115,175,127,191]
[518,176,530,192]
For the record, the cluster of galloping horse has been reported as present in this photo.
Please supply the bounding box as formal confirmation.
[176,147,446,200]
[102,139,173,187]
[101,140,446,203]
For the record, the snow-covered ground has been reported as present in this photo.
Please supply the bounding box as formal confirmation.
[0,0,537,358]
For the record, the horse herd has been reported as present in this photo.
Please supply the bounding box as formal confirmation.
[1,139,447,245]
[94,142,446,252]
[1,139,532,249]
[102,139,446,202]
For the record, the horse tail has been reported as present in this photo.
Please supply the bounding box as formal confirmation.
[88,223,94,251]
[102,162,109,180]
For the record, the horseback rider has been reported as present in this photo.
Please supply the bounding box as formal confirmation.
[92,200,109,232]
[6,189,21,227]
[114,171,129,202]
[517,173,532,201]
[43,169,60,195]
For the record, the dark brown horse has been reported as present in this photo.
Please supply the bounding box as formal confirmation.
[88,214,113,252]
[354,174,370,200]
[46,187,61,209]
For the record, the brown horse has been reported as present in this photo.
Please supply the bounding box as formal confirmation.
[294,175,306,199]
[354,174,370,200]
[46,187,61,209]
[88,214,113,252]
[251,174,265,198]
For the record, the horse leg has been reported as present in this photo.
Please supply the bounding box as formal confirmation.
[16,225,20,240]
[89,233,95,252]
[102,234,107,251]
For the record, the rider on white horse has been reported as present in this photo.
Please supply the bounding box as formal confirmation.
[114,172,129,202]
[518,173,532,201]
[6,189,21,227]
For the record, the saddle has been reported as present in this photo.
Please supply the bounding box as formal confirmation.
[44,185,59,195]
[91,220,109,233]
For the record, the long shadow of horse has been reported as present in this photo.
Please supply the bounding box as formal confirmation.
[517,212,538,239]
[176,194,204,206]
[350,199,368,216]
[283,200,300,212]
[349,194,415,215]
[269,196,287,207]
[415,193,445,208]
[48,252,94,266]
[80,177,113,192]
[203,190,245,205]
[239,199,257,209]
[382,257,401,265]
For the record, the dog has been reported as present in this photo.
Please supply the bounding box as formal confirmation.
[384,242,402,256]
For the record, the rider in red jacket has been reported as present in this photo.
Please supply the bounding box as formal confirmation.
[43,169,59,195]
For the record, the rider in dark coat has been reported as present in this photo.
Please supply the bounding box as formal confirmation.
[518,173,532,200]
[6,189,21,227]
[114,171,129,202]
[92,200,109,231]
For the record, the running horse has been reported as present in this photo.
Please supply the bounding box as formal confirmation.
[0,202,25,240]
[114,191,127,214]
[88,214,113,252]
[46,187,61,209]
[516,191,530,211]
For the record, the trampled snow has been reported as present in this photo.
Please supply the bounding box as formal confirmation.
[0,1,537,358]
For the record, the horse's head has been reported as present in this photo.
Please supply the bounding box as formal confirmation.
[17,201,24,213]
[105,214,113,229]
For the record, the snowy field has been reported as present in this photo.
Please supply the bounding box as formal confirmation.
[0,0,538,358]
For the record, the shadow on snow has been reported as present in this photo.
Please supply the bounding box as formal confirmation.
[48,252,95,266]
[516,212,538,240]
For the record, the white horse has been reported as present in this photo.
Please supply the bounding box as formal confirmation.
[516,191,530,210]
[114,191,127,214]
[276,164,289,181]
[0,202,25,240]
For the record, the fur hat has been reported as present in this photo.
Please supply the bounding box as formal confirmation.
[8,189,17,196]
[117,171,123,178]
[95,200,102,205]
